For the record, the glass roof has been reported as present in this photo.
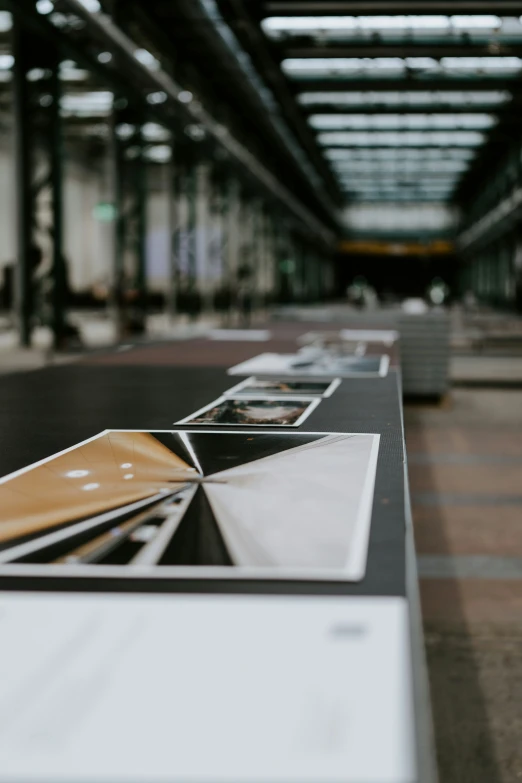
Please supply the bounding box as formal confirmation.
[330,160,468,172]
[262,15,522,42]
[297,91,511,108]
[282,57,522,79]
[261,13,519,203]
[324,147,476,160]
[317,130,485,146]
[308,113,496,130]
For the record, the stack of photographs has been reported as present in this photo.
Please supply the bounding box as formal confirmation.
[0,429,380,582]
[177,377,341,428]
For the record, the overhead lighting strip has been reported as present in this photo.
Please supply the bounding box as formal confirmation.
[297,90,512,107]
[260,14,522,51]
[324,147,476,160]
[262,15,509,37]
[317,130,485,146]
[282,57,522,78]
[309,113,496,130]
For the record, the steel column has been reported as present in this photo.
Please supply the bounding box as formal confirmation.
[49,64,66,348]
[135,126,147,323]
[12,22,34,347]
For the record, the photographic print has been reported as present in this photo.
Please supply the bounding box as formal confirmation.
[228,352,390,378]
[177,396,320,427]
[224,376,341,398]
[0,429,380,581]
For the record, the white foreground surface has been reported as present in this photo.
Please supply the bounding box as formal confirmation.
[0,592,416,783]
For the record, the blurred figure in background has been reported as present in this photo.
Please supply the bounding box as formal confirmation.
[236,263,253,327]
[427,276,449,306]
[346,276,379,310]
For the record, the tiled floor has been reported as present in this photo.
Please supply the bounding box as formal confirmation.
[405,389,522,783]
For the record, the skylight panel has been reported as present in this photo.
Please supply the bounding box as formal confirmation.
[297,91,511,107]
[440,56,522,74]
[282,57,522,79]
[359,16,450,30]
[309,114,496,131]
[282,58,408,78]
[324,147,476,161]
[323,147,476,166]
[262,15,506,38]
[318,130,485,147]
[331,160,468,173]
[338,180,460,190]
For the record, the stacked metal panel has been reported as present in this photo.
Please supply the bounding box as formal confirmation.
[398,312,451,397]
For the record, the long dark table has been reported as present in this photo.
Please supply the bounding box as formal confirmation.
[0,358,436,782]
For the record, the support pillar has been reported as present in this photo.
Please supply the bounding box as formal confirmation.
[167,156,180,318]
[13,21,66,349]
[111,105,148,337]
[13,21,33,347]
[49,65,66,347]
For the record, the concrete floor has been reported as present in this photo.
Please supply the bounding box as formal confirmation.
[0,312,222,375]
[405,389,522,783]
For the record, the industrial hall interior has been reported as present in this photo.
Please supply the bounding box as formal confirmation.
[1,2,522,783]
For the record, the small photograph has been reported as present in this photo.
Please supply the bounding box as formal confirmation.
[225,376,341,398]
[177,396,320,427]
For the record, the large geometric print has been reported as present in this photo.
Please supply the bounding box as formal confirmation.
[0,430,380,581]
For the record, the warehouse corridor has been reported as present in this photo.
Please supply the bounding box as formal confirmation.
[2,1,522,782]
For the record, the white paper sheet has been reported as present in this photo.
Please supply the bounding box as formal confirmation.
[208,329,271,341]
[228,353,389,378]
[339,329,399,345]
[204,434,379,579]
[0,592,416,783]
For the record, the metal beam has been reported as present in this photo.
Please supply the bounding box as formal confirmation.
[264,1,522,15]
[49,64,67,349]
[458,184,522,250]
[111,106,126,340]
[289,78,522,92]
[283,45,522,58]
[12,20,33,347]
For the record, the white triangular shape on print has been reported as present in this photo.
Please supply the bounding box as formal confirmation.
[202,433,379,578]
